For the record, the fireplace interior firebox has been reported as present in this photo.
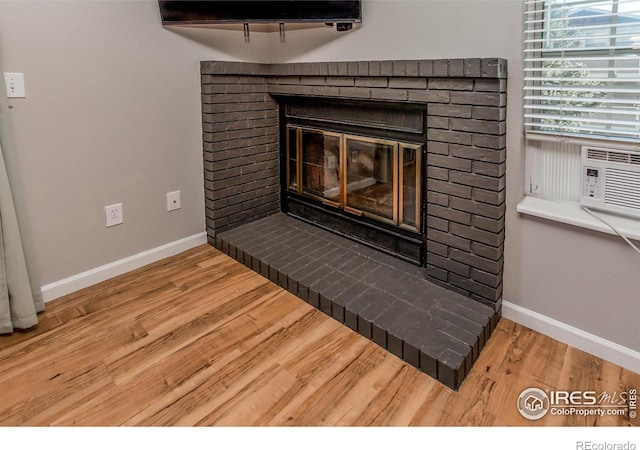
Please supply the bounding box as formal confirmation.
[279,97,426,264]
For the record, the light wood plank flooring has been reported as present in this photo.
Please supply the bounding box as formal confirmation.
[0,244,637,426]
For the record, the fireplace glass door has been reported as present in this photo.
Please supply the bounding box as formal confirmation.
[345,137,397,223]
[400,145,422,229]
[301,129,341,204]
[287,126,422,232]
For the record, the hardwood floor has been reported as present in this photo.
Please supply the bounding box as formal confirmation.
[0,244,638,426]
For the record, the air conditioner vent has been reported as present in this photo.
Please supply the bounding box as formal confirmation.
[586,149,608,161]
[608,151,631,163]
[585,147,640,166]
[604,168,640,210]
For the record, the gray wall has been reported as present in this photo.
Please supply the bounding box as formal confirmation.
[0,1,268,284]
[1,0,638,355]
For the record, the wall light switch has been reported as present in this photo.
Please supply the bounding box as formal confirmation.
[4,73,25,98]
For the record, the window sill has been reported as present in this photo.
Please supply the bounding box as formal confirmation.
[516,196,640,242]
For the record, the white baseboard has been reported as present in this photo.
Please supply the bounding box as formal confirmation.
[502,300,640,374]
[41,232,208,303]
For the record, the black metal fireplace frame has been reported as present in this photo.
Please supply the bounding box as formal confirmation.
[275,95,428,265]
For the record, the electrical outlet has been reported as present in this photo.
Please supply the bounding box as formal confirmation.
[167,190,181,212]
[105,203,123,227]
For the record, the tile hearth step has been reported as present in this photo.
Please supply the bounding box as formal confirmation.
[214,213,498,390]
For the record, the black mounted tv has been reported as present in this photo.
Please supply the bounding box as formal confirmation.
[158,1,362,26]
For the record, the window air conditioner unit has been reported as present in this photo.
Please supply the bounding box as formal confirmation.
[580,146,640,219]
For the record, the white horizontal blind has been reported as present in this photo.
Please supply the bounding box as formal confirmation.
[524,0,640,141]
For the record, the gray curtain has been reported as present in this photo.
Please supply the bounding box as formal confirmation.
[0,65,44,334]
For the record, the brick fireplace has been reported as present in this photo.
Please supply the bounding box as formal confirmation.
[202,59,507,388]
[201,58,507,309]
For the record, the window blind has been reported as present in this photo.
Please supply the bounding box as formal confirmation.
[524,0,640,141]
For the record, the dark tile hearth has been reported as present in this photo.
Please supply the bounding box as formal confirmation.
[214,213,498,390]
